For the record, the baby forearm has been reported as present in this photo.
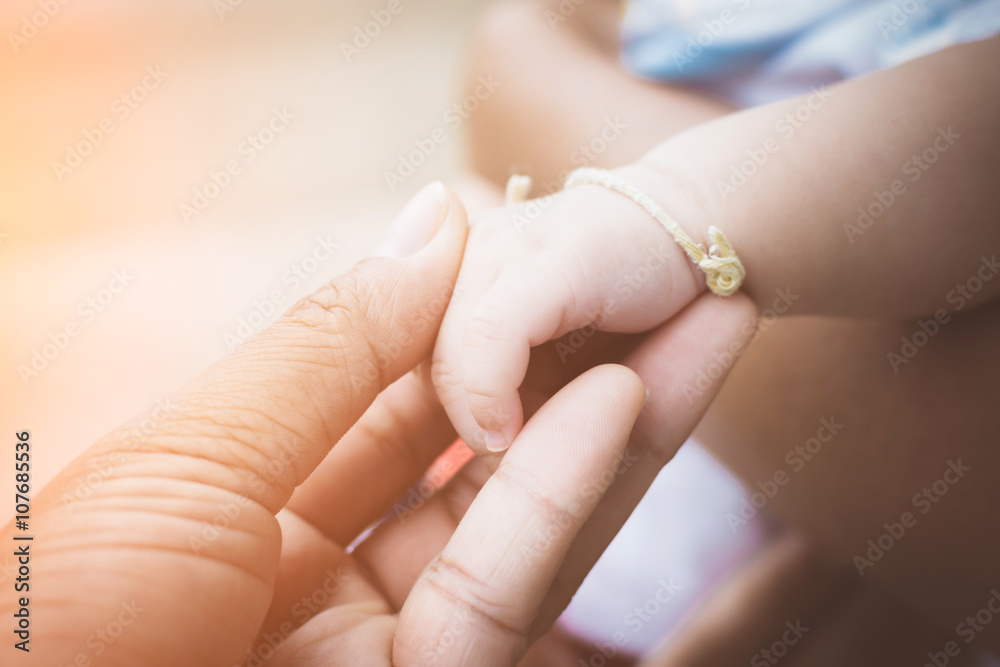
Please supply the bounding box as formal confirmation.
[627,36,1000,319]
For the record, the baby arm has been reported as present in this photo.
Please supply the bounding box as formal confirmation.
[434,35,1000,453]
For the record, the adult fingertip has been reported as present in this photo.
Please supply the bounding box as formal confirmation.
[599,363,647,404]
[621,365,649,419]
[615,365,650,434]
[373,181,450,258]
[569,364,647,434]
[409,184,470,270]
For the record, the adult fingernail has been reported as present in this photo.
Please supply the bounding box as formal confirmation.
[483,429,508,453]
[373,181,449,258]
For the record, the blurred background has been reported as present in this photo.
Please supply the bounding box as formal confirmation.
[1,0,490,497]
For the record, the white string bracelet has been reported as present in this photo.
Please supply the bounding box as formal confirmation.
[505,174,533,206]
[505,169,746,297]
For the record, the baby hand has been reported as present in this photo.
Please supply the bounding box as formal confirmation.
[433,165,731,453]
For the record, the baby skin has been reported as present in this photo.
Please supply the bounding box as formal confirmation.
[446,2,1000,661]
[432,35,1000,456]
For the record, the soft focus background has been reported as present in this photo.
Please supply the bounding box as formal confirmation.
[1,0,490,500]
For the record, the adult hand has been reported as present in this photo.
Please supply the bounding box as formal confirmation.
[3,181,757,667]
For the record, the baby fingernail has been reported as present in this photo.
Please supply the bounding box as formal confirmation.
[644,388,651,406]
[483,430,508,453]
[373,181,449,258]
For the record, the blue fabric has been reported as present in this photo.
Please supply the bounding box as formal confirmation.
[620,0,1000,106]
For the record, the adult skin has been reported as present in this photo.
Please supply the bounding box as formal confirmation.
[1,183,755,666]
